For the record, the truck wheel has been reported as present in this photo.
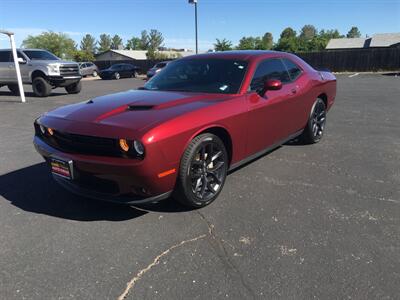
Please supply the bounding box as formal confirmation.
[65,81,82,94]
[8,84,20,95]
[32,77,51,97]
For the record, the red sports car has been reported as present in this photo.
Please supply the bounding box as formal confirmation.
[33,51,336,208]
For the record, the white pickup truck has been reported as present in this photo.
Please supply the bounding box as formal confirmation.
[0,48,82,97]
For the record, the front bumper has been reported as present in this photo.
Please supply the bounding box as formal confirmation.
[33,136,174,205]
[48,76,82,87]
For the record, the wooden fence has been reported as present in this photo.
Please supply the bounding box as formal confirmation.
[297,48,400,72]
[94,48,400,73]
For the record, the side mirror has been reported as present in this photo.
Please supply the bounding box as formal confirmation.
[17,57,27,64]
[264,79,282,91]
[257,79,282,96]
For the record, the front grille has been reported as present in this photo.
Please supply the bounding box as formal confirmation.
[35,123,122,157]
[60,64,80,76]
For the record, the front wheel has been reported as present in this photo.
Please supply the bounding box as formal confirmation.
[174,133,228,208]
[65,81,82,94]
[300,98,327,144]
[114,72,120,80]
[32,77,51,97]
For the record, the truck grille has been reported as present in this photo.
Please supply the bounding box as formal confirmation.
[59,64,80,76]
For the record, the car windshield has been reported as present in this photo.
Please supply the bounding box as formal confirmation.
[144,59,248,94]
[23,50,59,60]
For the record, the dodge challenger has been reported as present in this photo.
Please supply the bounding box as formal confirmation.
[33,51,336,208]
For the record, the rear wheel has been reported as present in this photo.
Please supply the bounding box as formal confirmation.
[8,84,20,95]
[300,98,327,144]
[32,77,51,97]
[92,70,98,77]
[65,81,82,94]
[174,133,228,208]
[133,70,139,78]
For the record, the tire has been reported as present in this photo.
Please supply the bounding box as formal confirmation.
[32,77,51,97]
[8,84,20,95]
[300,98,327,144]
[65,81,82,94]
[173,133,228,208]
[133,71,138,78]
[114,72,120,80]
[92,71,98,77]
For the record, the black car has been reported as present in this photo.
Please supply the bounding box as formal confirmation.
[99,63,140,80]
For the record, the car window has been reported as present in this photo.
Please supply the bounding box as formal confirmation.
[145,59,248,94]
[282,58,302,81]
[9,51,26,62]
[250,58,291,91]
[156,63,166,68]
[0,51,11,62]
[80,63,87,68]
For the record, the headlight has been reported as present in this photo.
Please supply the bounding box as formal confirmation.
[118,139,145,157]
[47,64,60,75]
[134,140,145,155]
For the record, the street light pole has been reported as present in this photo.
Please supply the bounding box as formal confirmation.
[189,0,198,54]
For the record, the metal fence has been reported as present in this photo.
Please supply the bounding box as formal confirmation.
[297,48,400,72]
[94,48,400,73]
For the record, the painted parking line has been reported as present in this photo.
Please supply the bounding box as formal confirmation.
[349,73,360,78]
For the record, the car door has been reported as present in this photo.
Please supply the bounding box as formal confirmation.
[245,58,301,155]
[7,51,31,83]
[0,50,12,82]
[79,63,87,76]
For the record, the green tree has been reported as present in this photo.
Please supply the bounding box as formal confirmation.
[261,32,273,50]
[22,31,76,58]
[98,34,111,52]
[125,37,142,50]
[146,30,164,59]
[300,25,317,41]
[346,26,361,38]
[140,30,149,49]
[80,34,97,53]
[111,34,123,50]
[274,27,298,52]
[280,27,297,39]
[214,38,233,51]
[72,50,95,62]
[237,36,260,50]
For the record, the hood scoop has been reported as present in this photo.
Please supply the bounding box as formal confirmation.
[127,104,154,111]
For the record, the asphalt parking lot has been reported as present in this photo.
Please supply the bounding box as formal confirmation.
[0,74,399,299]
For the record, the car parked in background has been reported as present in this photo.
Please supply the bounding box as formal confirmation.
[0,48,82,97]
[79,62,99,77]
[99,63,140,80]
[34,51,336,208]
[146,61,170,79]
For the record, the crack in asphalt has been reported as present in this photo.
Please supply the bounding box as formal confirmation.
[117,233,207,300]
[196,211,257,299]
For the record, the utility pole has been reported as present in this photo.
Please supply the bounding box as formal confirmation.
[188,0,198,54]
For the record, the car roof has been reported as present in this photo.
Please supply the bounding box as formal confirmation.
[180,50,286,61]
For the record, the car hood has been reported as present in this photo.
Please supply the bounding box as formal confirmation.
[42,89,230,137]
[30,60,77,65]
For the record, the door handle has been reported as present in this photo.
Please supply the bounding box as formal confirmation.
[290,88,297,94]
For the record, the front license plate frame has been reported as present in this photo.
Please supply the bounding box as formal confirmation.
[50,158,73,180]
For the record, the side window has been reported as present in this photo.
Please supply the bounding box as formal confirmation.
[0,51,11,62]
[282,58,302,81]
[250,59,290,91]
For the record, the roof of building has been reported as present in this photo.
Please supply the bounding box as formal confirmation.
[326,33,400,49]
[326,38,367,49]
[369,33,400,47]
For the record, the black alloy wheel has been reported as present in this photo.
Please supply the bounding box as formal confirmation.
[300,98,327,144]
[175,133,228,208]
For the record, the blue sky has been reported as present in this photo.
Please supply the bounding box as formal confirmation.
[0,0,399,51]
